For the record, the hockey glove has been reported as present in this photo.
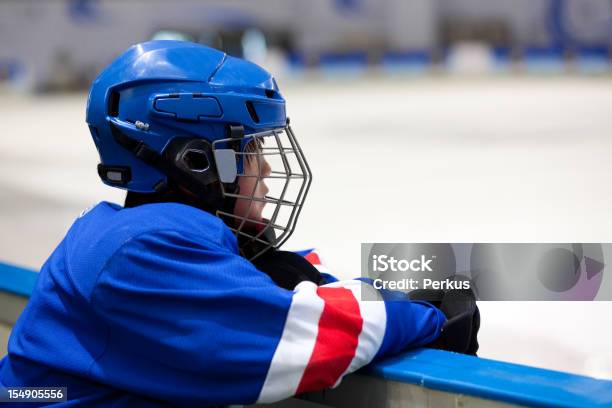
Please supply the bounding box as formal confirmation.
[409,287,480,356]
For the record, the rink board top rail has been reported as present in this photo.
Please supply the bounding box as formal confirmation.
[2,261,612,407]
[366,349,612,408]
[0,261,38,298]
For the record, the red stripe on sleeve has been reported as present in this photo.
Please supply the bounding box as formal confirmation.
[304,252,321,266]
[296,287,363,394]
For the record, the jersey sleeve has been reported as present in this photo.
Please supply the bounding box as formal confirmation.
[89,230,445,406]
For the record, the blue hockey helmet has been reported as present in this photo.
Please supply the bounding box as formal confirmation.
[86,41,311,258]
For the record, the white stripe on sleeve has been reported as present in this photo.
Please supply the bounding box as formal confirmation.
[257,281,325,403]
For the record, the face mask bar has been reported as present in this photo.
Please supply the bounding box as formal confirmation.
[212,125,312,260]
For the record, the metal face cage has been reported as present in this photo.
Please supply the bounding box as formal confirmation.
[212,125,312,260]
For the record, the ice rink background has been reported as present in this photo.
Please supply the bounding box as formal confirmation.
[1,75,612,379]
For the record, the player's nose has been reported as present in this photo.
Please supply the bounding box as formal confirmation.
[262,159,272,178]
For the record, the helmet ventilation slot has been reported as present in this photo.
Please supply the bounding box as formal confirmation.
[108,91,120,117]
[245,101,260,123]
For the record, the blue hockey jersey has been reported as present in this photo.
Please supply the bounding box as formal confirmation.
[0,202,445,407]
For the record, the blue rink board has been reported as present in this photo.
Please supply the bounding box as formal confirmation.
[367,348,612,408]
[2,260,612,407]
[0,261,38,297]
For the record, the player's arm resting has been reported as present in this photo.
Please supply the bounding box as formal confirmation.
[89,230,445,406]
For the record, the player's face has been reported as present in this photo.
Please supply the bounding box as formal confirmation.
[233,148,271,223]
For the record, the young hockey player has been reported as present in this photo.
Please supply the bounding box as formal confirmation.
[0,41,477,407]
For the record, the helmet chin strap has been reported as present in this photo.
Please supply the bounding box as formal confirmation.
[238,223,277,260]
